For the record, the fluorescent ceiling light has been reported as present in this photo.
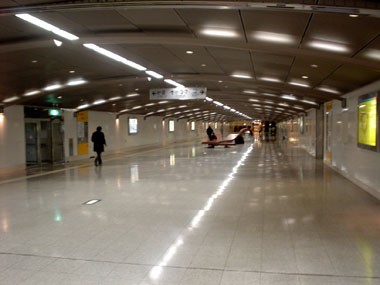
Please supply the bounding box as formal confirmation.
[145,70,163,79]
[186,50,193,54]
[77,104,89,109]
[289,81,310,88]
[44,84,62,91]
[201,29,237,38]
[309,41,348,53]
[302,100,319,106]
[213,101,224,106]
[282,95,297,100]
[231,74,252,79]
[263,93,276,97]
[132,105,142,109]
[243,90,256,94]
[249,99,259,102]
[15,14,79,41]
[159,101,169,104]
[365,49,380,61]
[126,93,139,98]
[109,96,122,101]
[260,77,281,83]
[279,103,289,107]
[253,31,294,44]
[205,97,213,102]
[318,87,340,94]
[93,99,106,105]
[164,79,184,88]
[24,90,40,96]
[223,106,231,110]
[3,96,19,103]
[83,43,146,71]
[67,79,87,86]
[145,103,155,107]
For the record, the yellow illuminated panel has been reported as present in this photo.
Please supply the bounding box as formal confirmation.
[358,96,377,147]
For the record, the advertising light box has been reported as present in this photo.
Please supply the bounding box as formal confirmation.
[357,92,378,151]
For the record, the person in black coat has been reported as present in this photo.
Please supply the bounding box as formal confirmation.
[91,126,106,166]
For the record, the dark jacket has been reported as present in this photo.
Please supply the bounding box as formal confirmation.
[91,130,106,152]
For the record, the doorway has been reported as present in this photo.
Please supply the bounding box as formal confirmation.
[25,118,64,166]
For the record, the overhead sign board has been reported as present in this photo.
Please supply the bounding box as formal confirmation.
[149,87,206,100]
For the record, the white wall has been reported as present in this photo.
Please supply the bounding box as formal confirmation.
[0,106,25,169]
[61,110,207,162]
[328,80,380,199]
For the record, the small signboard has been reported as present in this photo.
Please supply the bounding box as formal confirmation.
[149,87,206,100]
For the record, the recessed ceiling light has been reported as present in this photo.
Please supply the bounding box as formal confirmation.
[57,96,62,99]
[218,80,223,83]
[302,75,309,79]
[253,31,294,44]
[243,90,256,94]
[349,14,359,17]
[201,29,238,38]
[201,64,207,67]
[311,64,318,68]
[69,70,75,73]
[135,88,139,91]
[53,39,62,47]
[309,41,349,53]
[32,60,38,63]
[186,50,193,54]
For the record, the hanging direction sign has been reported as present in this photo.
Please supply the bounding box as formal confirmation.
[149,87,207,100]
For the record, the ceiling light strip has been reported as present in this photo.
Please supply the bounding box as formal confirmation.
[15,14,79,41]
[83,43,146,71]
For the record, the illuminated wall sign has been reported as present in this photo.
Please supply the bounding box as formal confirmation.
[358,92,379,151]
[77,111,88,155]
[149,87,206,100]
[128,117,138,134]
[169,120,175,132]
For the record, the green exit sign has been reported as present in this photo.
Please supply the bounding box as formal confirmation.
[49,109,60,116]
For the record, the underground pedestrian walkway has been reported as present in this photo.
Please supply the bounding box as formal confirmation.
[0,138,380,285]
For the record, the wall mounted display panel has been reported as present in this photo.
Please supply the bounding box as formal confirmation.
[357,92,378,151]
[128,117,138,134]
[169,120,175,132]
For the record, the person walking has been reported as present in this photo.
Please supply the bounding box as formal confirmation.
[91,126,106,166]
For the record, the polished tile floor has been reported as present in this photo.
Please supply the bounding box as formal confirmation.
[0,138,380,284]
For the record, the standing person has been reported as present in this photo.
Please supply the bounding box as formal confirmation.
[91,126,106,166]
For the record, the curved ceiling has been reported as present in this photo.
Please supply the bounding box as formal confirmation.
[1,0,380,122]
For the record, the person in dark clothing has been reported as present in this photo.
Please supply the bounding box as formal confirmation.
[91,126,106,166]
[206,125,217,148]
[206,126,217,141]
